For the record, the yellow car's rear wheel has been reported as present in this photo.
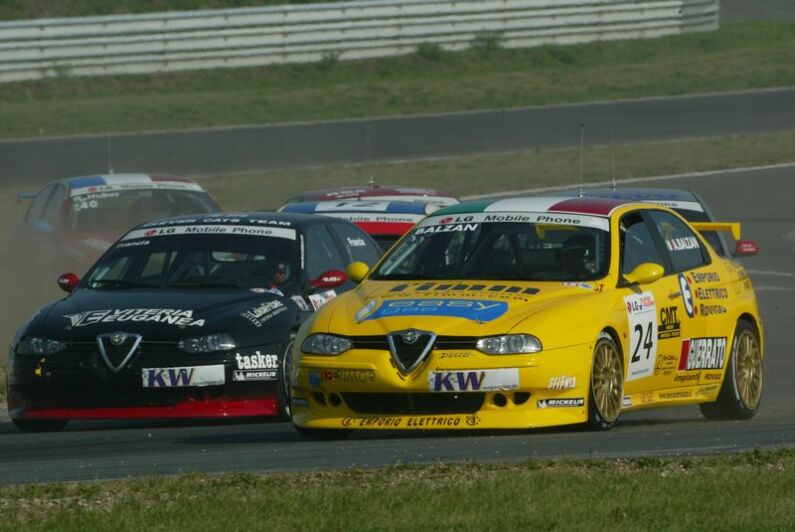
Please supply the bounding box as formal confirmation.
[587,332,623,430]
[700,319,763,420]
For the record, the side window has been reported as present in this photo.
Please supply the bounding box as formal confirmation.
[26,185,55,223]
[305,225,346,279]
[330,223,380,267]
[648,211,708,272]
[620,212,665,276]
[42,185,67,228]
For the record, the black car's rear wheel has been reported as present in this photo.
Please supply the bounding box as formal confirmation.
[587,332,624,431]
[11,418,68,432]
[700,320,762,420]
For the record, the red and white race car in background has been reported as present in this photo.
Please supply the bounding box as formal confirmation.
[283,183,459,207]
[7,173,221,278]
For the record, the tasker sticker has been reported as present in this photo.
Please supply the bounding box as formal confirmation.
[66,309,204,327]
[365,299,508,322]
[547,375,576,390]
[308,290,337,311]
[537,398,585,408]
[429,368,519,392]
[624,291,658,382]
[240,300,287,327]
[678,337,727,371]
[142,365,224,388]
[235,352,278,370]
[678,274,695,317]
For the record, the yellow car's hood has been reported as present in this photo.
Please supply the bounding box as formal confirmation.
[324,279,608,337]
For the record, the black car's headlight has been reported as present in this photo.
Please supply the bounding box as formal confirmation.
[17,337,66,356]
[476,334,542,355]
[178,333,236,354]
[301,334,351,355]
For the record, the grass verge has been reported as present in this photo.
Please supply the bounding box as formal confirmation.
[201,130,795,210]
[0,449,792,530]
[0,22,793,138]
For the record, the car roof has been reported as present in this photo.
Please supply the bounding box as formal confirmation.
[547,187,705,212]
[433,196,644,218]
[62,173,200,189]
[280,199,431,215]
[287,185,458,203]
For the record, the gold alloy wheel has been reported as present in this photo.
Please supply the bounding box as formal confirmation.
[592,340,623,422]
[735,329,763,410]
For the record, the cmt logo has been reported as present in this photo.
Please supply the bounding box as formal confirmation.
[432,371,486,392]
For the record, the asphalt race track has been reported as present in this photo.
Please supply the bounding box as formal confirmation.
[0,166,792,485]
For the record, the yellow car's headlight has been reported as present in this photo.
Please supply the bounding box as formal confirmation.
[476,334,542,355]
[302,333,352,355]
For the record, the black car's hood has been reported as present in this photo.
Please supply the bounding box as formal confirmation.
[33,287,304,345]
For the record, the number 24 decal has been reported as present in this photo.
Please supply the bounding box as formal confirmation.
[631,321,655,363]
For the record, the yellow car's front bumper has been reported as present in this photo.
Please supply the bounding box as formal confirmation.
[291,343,593,430]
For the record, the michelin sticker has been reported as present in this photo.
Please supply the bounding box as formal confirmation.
[365,299,509,322]
[624,292,658,381]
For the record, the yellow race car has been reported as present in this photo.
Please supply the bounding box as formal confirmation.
[290,196,763,437]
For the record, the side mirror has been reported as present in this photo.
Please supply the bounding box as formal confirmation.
[735,240,758,257]
[346,262,370,284]
[311,270,347,289]
[58,272,79,293]
[624,262,664,286]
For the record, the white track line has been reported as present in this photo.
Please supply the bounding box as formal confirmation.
[755,286,795,292]
[749,270,795,278]
[461,162,795,200]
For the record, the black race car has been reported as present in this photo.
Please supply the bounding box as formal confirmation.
[6,213,381,431]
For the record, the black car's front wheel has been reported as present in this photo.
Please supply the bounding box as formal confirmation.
[11,418,68,432]
[277,333,296,420]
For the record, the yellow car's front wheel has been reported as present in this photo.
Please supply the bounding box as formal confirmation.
[587,332,624,431]
[700,319,763,420]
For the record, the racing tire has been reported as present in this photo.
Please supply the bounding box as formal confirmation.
[11,418,68,432]
[277,333,296,421]
[294,425,352,440]
[586,332,624,431]
[699,320,762,420]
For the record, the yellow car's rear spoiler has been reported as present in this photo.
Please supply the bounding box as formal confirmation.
[690,222,741,240]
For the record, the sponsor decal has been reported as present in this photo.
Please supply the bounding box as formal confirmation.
[696,287,728,300]
[665,236,700,252]
[701,372,722,381]
[562,282,596,291]
[388,283,539,300]
[438,351,473,359]
[65,309,204,327]
[71,181,204,197]
[316,200,391,212]
[339,415,476,428]
[640,392,654,404]
[692,272,721,283]
[292,397,310,409]
[658,306,681,339]
[622,395,632,408]
[365,298,509,322]
[355,300,378,322]
[233,370,277,382]
[235,352,278,370]
[429,368,519,392]
[414,223,479,235]
[678,274,695,317]
[419,212,610,232]
[308,290,337,311]
[240,300,287,327]
[659,390,692,400]
[624,292,658,381]
[142,364,224,388]
[291,295,312,312]
[347,237,367,247]
[653,353,678,375]
[547,375,576,390]
[116,240,150,249]
[123,224,296,241]
[678,337,727,371]
[674,373,701,383]
[699,304,727,317]
[308,368,376,387]
[697,384,720,396]
[537,398,585,408]
[250,287,284,296]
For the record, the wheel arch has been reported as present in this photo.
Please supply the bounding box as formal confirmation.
[600,326,625,365]
[737,312,763,356]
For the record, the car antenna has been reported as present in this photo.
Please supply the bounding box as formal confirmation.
[578,123,585,198]
[106,135,115,175]
[610,127,617,191]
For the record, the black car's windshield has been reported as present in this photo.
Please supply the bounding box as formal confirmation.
[85,226,299,290]
[373,215,610,282]
[68,188,219,232]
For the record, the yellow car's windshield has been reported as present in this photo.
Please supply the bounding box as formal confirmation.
[373,220,610,282]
